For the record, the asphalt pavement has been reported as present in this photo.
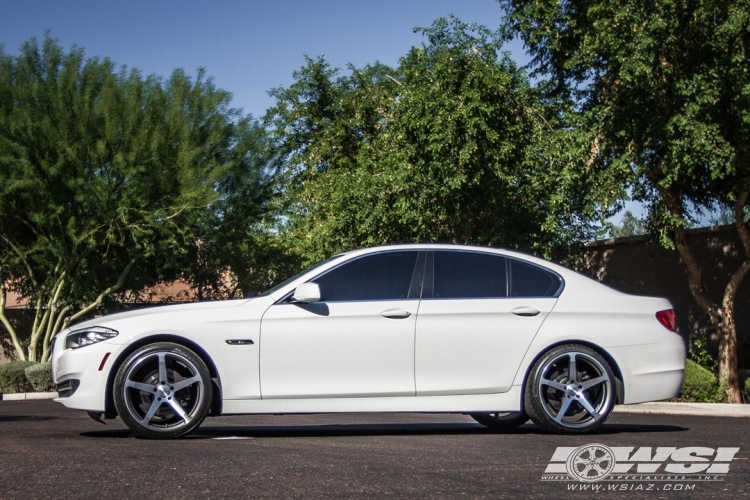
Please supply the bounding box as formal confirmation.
[0,400,748,499]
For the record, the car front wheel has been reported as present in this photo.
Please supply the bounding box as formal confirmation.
[113,342,212,439]
[524,344,616,434]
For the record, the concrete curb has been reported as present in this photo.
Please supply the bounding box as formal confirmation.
[0,392,57,401]
[614,402,750,417]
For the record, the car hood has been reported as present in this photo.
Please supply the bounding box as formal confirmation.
[64,298,255,332]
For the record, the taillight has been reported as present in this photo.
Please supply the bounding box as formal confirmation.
[656,309,677,332]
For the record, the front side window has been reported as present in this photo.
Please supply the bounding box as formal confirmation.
[432,251,507,299]
[509,259,562,297]
[313,251,420,301]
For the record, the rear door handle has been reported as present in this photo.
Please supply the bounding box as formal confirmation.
[381,308,412,319]
[511,306,541,317]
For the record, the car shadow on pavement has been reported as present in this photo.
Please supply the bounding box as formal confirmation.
[80,422,687,440]
[0,415,56,422]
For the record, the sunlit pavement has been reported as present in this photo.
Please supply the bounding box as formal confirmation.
[0,400,748,499]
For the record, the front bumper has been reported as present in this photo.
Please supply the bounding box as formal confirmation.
[51,332,120,412]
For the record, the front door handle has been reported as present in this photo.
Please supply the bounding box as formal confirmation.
[381,308,412,319]
[511,306,541,317]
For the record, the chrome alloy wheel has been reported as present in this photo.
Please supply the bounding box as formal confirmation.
[537,351,612,428]
[122,350,206,432]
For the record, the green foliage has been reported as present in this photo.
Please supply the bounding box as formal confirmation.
[0,35,277,360]
[0,360,35,394]
[499,0,750,401]
[266,17,619,264]
[24,362,54,392]
[689,329,717,372]
[499,0,749,236]
[680,359,720,403]
[601,211,646,239]
[745,376,750,402]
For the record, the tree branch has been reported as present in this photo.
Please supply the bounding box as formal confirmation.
[735,190,750,256]
[659,185,723,327]
[64,255,140,326]
[0,280,27,361]
[41,273,66,349]
[0,234,39,289]
[41,304,70,362]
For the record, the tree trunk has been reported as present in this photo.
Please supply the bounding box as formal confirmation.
[717,310,742,403]
[667,182,750,404]
[0,281,27,361]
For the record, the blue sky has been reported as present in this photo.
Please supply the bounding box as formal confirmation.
[1,0,645,223]
[0,0,523,119]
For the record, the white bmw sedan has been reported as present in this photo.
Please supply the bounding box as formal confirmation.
[51,244,685,438]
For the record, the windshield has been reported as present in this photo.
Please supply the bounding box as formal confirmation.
[259,254,344,297]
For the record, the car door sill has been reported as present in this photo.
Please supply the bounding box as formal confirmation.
[222,387,521,415]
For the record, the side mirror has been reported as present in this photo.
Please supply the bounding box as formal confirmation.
[292,282,321,303]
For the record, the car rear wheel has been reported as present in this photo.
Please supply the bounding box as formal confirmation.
[113,342,212,439]
[470,412,528,431]
[524,344,616,434]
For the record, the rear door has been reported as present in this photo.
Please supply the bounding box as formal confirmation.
[415,251,561,395]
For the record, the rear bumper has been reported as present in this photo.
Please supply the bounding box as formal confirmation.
[609,331,686,404]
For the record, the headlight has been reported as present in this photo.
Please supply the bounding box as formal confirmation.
[66,327,118,349]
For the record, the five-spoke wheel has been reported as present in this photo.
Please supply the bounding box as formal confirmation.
[113,342,212,439]
[524,344,616,434]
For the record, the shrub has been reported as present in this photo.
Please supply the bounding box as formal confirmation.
[24,362,55,392]
[0,360,35,394]
[745,377,750,403]
[680,359,720,402]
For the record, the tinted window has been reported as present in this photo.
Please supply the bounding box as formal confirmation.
[313,252,419,301]
[509,259,561,297]
[432,251,507,299]
[260,254,343,296]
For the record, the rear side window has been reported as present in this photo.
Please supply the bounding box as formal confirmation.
[509,259,561,297]
[313,251,419,301]
[432,251,507,299]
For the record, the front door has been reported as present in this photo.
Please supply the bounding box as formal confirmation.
[260,250,424,399]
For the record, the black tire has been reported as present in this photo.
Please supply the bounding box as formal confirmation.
[470,412,529,431]
[524,344,616,434]
[113,342,212,439]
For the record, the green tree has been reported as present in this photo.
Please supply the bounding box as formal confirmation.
[178,121,300,299]
[266,17,618,264]
[0,36,274,361]
[602,211,647,239]
[500,0,750,402]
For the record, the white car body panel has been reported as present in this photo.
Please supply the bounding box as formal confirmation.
[222,386,523,415]
[415,297,556,395]
[260,300,417,398]
[50,243,685,420]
